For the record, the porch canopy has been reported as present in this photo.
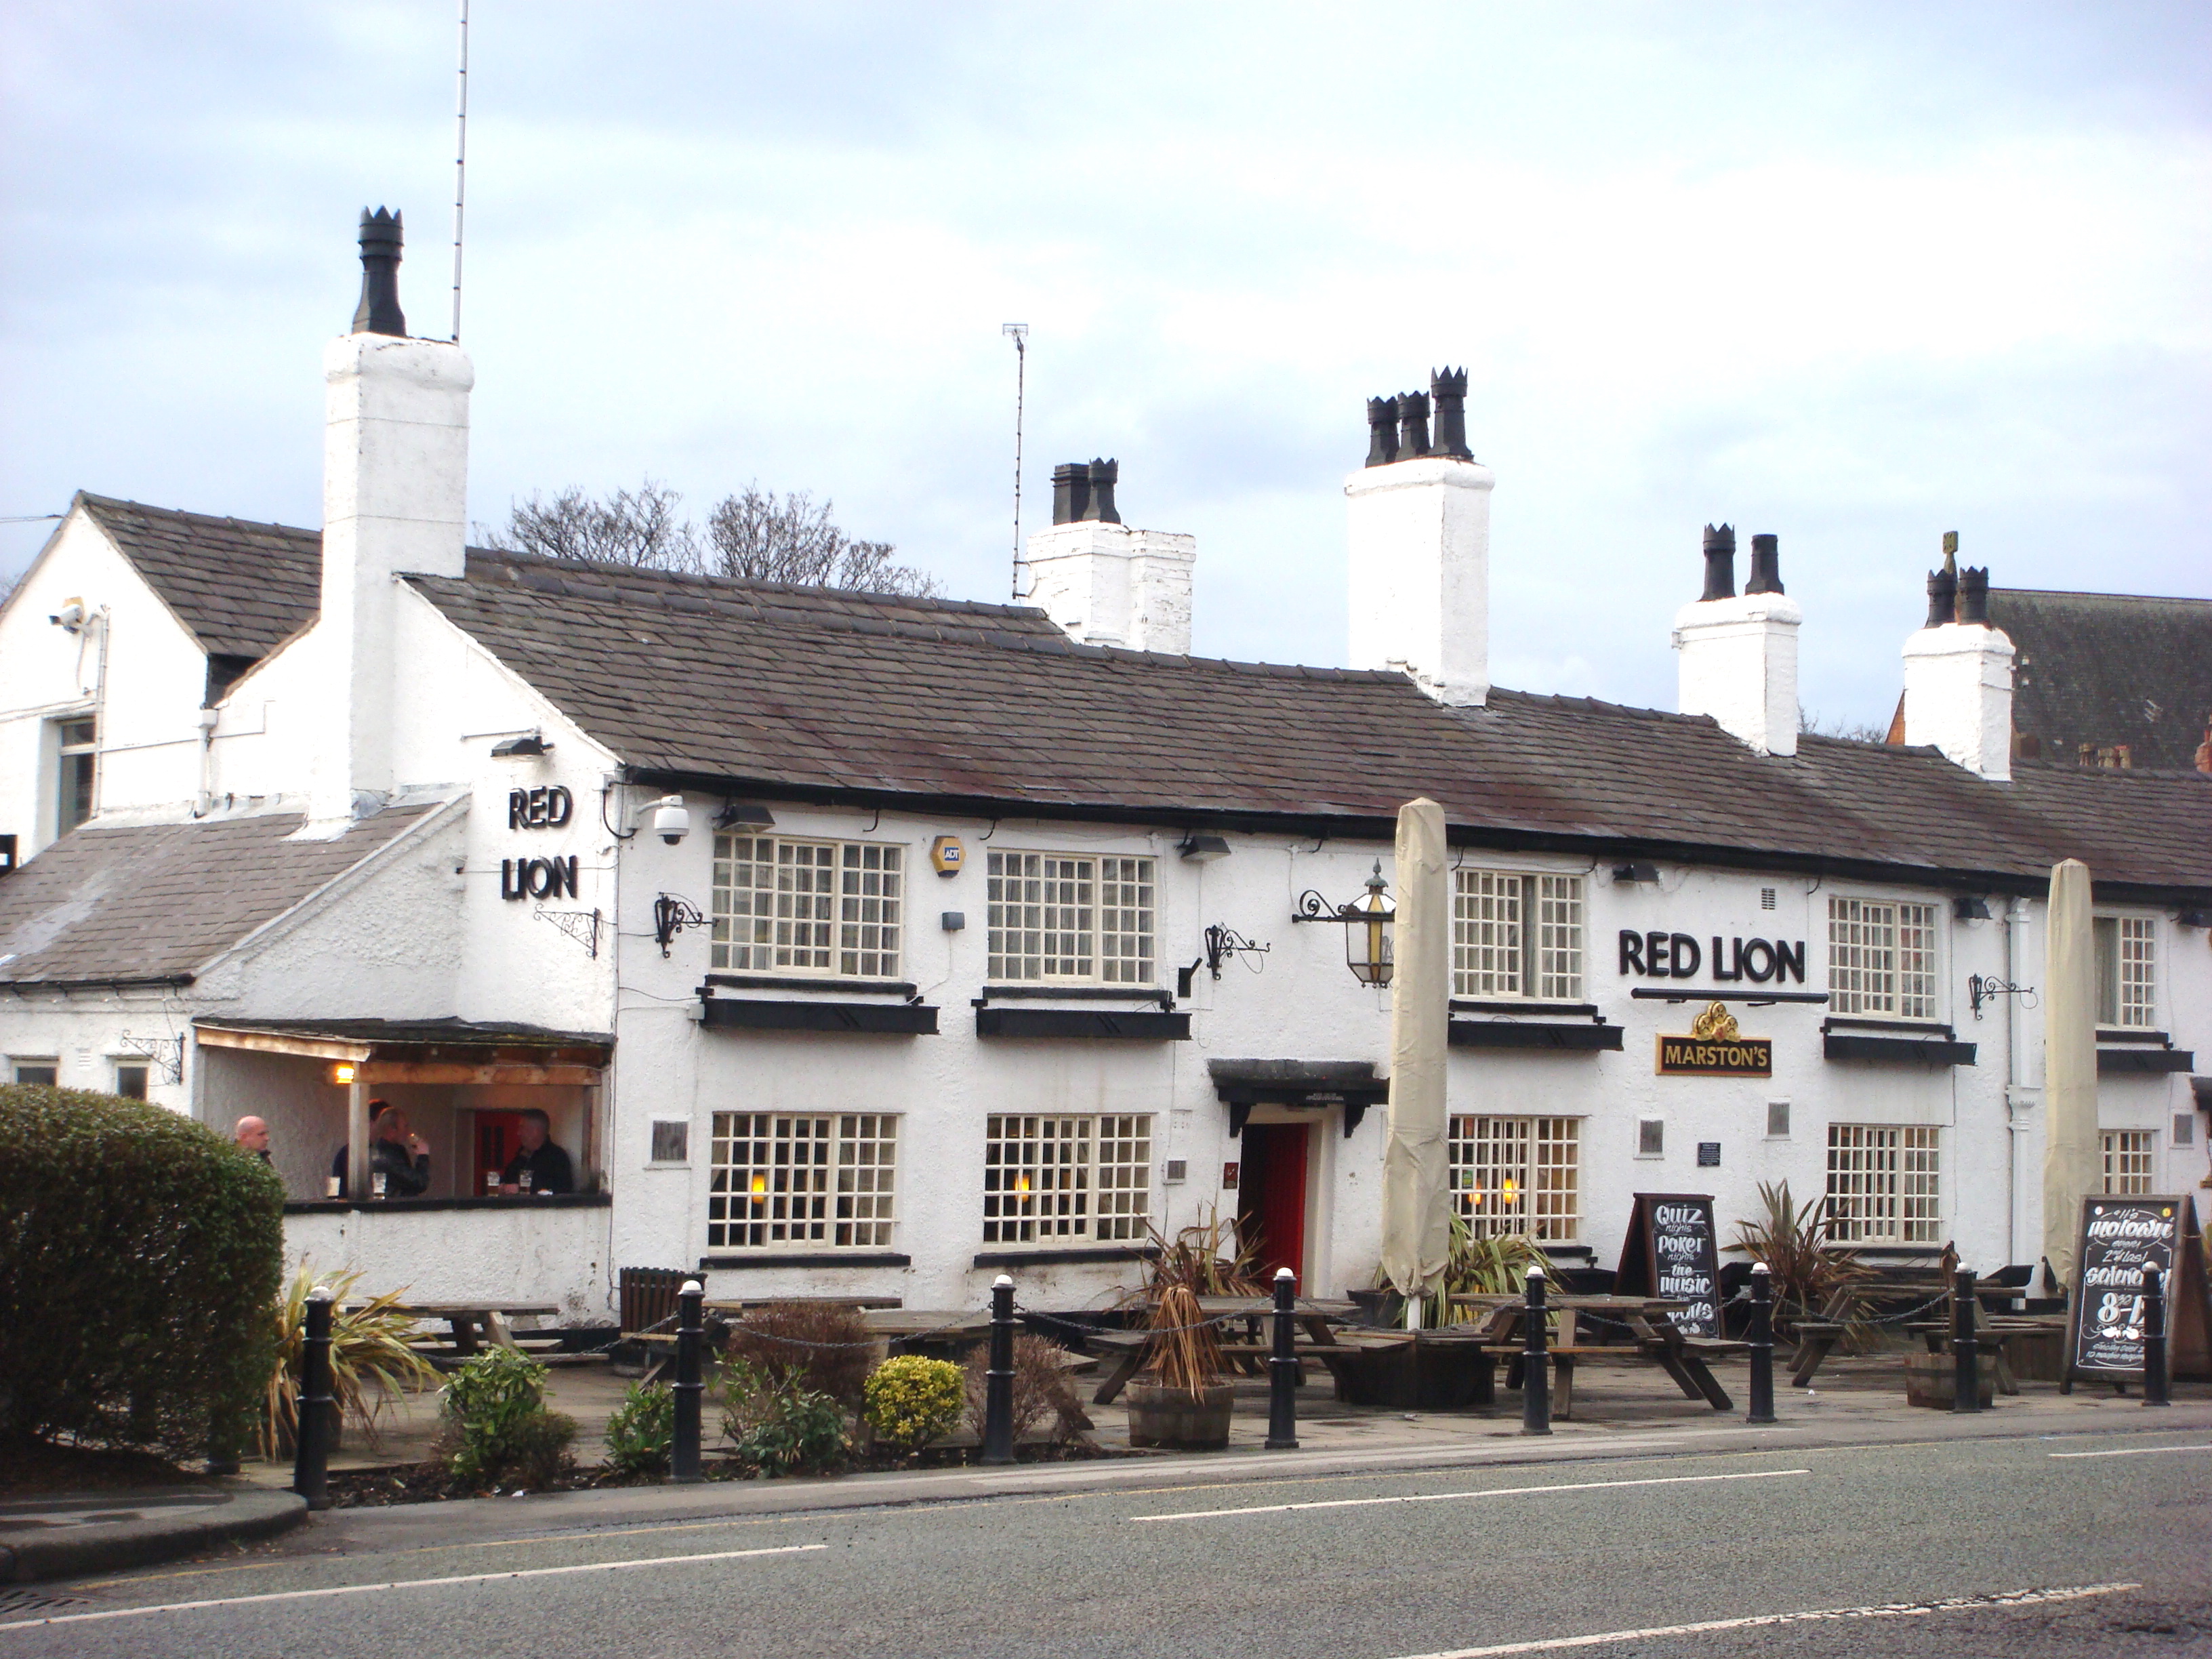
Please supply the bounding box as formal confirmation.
[194,1017,612,1204]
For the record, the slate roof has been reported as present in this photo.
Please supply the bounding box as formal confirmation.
[79,494,323,662]
[1988,588,2212,772]
[410,549,2212,898]
[196,1017,612,1054]
[0,808,433,986]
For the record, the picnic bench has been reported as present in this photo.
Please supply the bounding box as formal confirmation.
[1451,1294,1742,1419]
[392,1303,562,1364]
[1078,1297,1407,1405]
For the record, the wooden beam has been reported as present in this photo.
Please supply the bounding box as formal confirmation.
[347,1078,368,1200]
[354,1062,604,1086]
[196,1026,372,1062]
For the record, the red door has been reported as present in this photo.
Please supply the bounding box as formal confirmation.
[475,1110,525,1195]
[1235,1123,1309,1282]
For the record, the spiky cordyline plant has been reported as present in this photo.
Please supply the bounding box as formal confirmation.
[1145,1284,1225,1393]
[1118,1205,1267,1309]
[1727,1180,1876,1338]
[261,1265,437,1458]
[1376,1212,1557,1327]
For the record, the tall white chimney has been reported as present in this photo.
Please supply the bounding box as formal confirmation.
[1901,536,2013,781]
[1673,527,1801,757]
[309,208,472,827]
[1025,459,1195,654]
[1345,371,1491,707]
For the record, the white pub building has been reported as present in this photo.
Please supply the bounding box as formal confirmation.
[1,215,2206,1323]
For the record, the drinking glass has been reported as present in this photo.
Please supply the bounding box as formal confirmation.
[518,1170,533,1195]
[371,1170,388,1199]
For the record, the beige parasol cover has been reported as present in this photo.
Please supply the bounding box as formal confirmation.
[1380,797,1452,1310]
[2041,858,2100,1288]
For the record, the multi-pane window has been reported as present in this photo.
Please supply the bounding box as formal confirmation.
[1826,897,1938,1019]
[981,1113,1151,1244]
[710,836,903,977]
[707,1112,897,1249]
[1452,871,1584,1000]
[1447,1115,1581,1241]
[11,1059,58,1087]
[986,852,1155,984]
[1825,1124,1941,1244]
[56,717,96,836]
[2102,1130,2155,1195]
[2093,916,2156,1028]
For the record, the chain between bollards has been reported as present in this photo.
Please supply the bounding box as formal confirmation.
[1521,1267,1551,1436]
[1746,1262,1776,1425]
[2142,1265,2170,1408]
[1265,1267,1300,1450]
[291,1285,334,1510]
[1952,1267,1981,1414]
[981,1274,1017,1465]
[670,1277,705,1483]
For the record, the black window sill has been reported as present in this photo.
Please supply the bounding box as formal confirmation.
[1450,1019,1622,1052]
[1630,988,1830,1004]
[2099,1047,2194,1074]
[1824,1017,1959,1038]
[2096,1028,2171,1045]
[704,973,917,996]
[283,1193,612,1215]
[702,999,937,1035]
[975,984,1175,1011]
[699,1252,911,1270]
[973,1246,1154,1269]
[1451,1000,1599,1017]
[976,1008,1189,1040]
[1823,1034,1977,1066]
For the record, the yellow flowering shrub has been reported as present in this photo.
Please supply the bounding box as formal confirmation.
[861,1355,964,1453]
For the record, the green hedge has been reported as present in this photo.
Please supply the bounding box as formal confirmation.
[0,1085,285,1462]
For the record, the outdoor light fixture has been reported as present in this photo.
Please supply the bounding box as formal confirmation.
[653,893,707,957]
[713,800,776,833]
[1953,895,1992,922]
[330,1062,358,1086]
[1612,861,1659,884]
[489,731,550,758]
[1177,833,1231,862]
[1292,861,1395,987]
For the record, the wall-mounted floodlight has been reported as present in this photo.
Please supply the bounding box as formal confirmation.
[1953,896,1992,922]
[490,731,550,758]
[1178,833,1231,862]
[1612,862,1659,884]
[713,800,776,833]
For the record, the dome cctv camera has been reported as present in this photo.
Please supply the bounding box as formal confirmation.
[651,796,691,845]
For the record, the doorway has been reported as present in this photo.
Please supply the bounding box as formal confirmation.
[1235,1123,1310,1282]
[472,1109,525,1196]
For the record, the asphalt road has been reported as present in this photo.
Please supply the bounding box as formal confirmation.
[7,1431,2209,1658]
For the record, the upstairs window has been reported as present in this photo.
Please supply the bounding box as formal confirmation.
[987,852,1155,984]
[2093,916,2156,1028]
[710,836,903,977]
[56,717,96,836]
[1452,871,1584,1000]
[1827,897,1938,1019]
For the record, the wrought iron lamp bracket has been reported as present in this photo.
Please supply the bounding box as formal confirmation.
[653,893,707,958]
[1966,973,2036,1020]
[116,1031,184,1085]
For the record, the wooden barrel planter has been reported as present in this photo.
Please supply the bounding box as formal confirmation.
[1902,1351,1994,1410]
[1126,1382,1234,1449]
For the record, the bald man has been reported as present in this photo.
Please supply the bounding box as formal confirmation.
[234,1116,271,1162]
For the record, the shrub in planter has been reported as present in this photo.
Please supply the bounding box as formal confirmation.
[723,1301,873,1406]
[0,1085,284,1464]
[441,1349,576,1489]
[1126,1284,1232,1450]
[961,1334,1091,1445]
[861,1355,963,1454]
[602,1381,675,1475]
[718,1359,846,1476]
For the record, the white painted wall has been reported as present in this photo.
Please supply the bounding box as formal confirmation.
[1345,457,1492,707]
[1673,592,1803,756]
[1902,622,2015,780]
[1024,521,1197,655]
[283,1202,613,1324]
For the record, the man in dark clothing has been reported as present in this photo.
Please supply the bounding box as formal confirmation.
[233,1115,271,1162]
[500,1108,575,1195]
[332,1103,432,1199]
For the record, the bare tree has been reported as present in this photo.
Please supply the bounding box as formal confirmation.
[1801,704,1891,745]
[485,480,698,571]
[0,569,19,608]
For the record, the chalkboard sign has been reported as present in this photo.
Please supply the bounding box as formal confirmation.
[2064,1195,2212,1388]
[1615,1192,1721,1338]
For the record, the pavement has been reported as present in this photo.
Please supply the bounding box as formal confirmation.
[0,1488,304,1585]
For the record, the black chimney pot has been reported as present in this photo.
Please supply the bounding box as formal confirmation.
[1050,463,1089,526]
[1924,567,1957,628]
[1956,566,1991,626]
[1744,532,1784,595]
[1430,367,1472,460]
[1365,396,1401,468]
[352,207,407,337]
[1396,391,1433,461]
[1087,458,1122,525]
[1700,524,1737,602]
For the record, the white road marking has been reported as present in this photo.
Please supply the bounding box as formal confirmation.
[1132,1467,1808,1522]
[2050,1443,2212,1459]
[0,1542,825,1632]
[1387,1582,2140,1658]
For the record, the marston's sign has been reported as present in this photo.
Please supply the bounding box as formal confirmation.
[1656,1002,1772,1077]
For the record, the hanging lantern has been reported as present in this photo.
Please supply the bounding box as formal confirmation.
[1292,859,1397,987]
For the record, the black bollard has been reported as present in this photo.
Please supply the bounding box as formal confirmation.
[1521,1267,1551,1436]
[981,1273,1017,1465]
[2142,1266,2170,1408]
[1746,1263,1776,1425]
[1266,1267,1300,1451]
[1952,1268,1980,1414]
[291,1285,334,1510]
[671,1277,705,1483]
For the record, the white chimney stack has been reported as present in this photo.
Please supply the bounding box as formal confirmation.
[310,208,472,826]
[1901,536,2013,781]
[1345,371,1491,707]
[1025,459,1195,655]
[1673,527,1801,757]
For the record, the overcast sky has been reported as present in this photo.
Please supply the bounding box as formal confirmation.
[4,3,2207,731]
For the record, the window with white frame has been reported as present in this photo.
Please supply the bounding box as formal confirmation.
[1452,871,1584,1000]
[1826,897,1938,1019]
[1824,1124,1941,1243]
[981,1113,1151,1244]
[1448,1115,1580,1241]
[2093,916,2156,1028]
[710,836,903,977]
[707,1112,897,1249]
[2102,1129,2156,1195]
[985,852,1155,984]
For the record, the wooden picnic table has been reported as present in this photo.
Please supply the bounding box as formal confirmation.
[1078,1296,1395,1406]
[390,1303,560,1357]
[1449,1294,1739,1419]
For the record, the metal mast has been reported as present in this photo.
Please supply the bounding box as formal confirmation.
[1003,323,1029,599]
[451,0,470,342]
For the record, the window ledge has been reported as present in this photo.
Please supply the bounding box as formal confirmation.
[1450,999,1599,1018]
[1823,1033,1976,1067]
[972,1246,1154,1269]
[1449,1019,1622,1052]
[699,1252,911,1271]
[702,999,937,1036]
[2095,1028,2171,1045]
[975,984,1174,1010]
[2099,1046,2194,1075]
[1823,1016,1958,1038]
[976,1007,1189,1041]
[705,973,918,997]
